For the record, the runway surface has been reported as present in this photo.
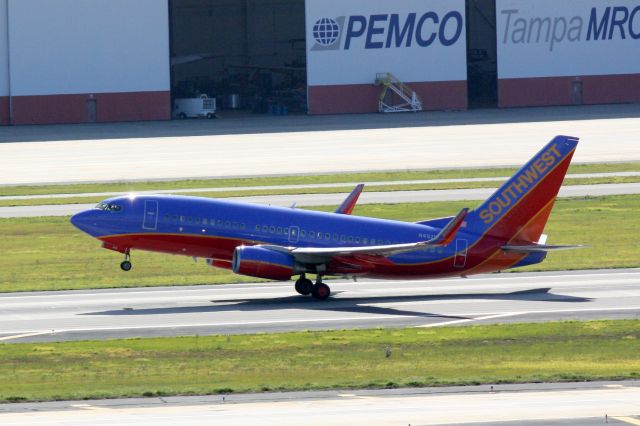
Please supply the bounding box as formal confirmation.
[1,104,640,185]
[1,381,639,425]
[1,182,639,218]
[1,269,638,343]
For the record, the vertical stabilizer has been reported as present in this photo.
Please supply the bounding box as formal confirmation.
[466,135,579,243]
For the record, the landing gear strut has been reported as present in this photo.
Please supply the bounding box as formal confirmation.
[120,251,132,272]
[295,274,331,300]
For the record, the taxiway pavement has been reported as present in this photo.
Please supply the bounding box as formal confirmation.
[1,182,639,218]
[1,381,638,425]
[1,269,638,343]
[3,171,639,201]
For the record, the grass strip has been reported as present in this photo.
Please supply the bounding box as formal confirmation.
[0,320,638,402]
[0,195,638,293]
[1,175,639,207]
[1,161,638,197]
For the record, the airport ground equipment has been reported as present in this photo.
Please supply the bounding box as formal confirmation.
[173,94,217,119]
[375,73,423,113]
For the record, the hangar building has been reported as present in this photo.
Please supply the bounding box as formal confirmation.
[1,0,639,125]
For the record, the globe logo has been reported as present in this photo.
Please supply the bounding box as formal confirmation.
[313,18,340,46]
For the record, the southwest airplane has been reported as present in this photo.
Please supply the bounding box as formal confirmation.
[71,135,581,300]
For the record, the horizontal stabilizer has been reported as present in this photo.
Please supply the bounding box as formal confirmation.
[415,215,454,228]
[501,244,586,253]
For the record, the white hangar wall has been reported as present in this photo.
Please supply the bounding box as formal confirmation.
[305,0,468,114]
[496,0,640,107]
[6,0,171,124]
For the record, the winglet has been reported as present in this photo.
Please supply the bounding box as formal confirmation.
[335,184,365,215]
[426,208,468,246]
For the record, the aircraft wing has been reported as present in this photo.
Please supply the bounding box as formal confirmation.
[334,184,364,215]
[262,208,468,261]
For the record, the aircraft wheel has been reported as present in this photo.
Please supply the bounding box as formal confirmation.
[295,277,313,295]
[311,283,331,300]
[120,260,132,272]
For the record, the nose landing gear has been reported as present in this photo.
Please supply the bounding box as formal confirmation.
[120,251,132,272]
[294,274,331,300]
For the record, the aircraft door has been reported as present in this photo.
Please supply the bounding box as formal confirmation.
[288,226,300,243]
[142,200,159,230]
[454,239,468,268]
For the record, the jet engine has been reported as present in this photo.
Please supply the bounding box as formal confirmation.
[232,246,296,280]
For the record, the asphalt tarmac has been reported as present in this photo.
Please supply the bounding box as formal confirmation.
[1,104,640,185]
[1,381,638,425]
[1,269,638,343]
[1,182,639,218]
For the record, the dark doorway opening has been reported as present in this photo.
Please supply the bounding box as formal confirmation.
[168,0,307,118]
[466,0,497,108]
[86,99,97,123]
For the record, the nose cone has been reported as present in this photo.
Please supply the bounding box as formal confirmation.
[70,209,99,236]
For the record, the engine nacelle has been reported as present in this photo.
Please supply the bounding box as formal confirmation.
[232,246,296,281]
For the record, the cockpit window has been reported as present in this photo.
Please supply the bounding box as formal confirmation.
[95,202,122,212]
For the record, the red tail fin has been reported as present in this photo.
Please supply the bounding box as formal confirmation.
[467,135,579,243]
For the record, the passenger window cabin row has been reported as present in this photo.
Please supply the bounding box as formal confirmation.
[163,214,246,230]
[160,212,445,252]
[162,213,397,246]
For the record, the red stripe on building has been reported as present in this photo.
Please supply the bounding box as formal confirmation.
[498,74,640,108]
[0,96,9,125]
[308,81,467,115]
[581,74,640,104]
[10,91,171,125]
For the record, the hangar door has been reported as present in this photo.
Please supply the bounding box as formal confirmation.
[466,0,497,107]
[169,0,307,116]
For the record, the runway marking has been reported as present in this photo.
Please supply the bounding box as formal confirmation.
[0,315,419,339]
[69,404,105,411]
[415,312,522,328]
[414,306,640,328]
[0,331,53,341]
[612,416,640,425]
[0,269,637,301]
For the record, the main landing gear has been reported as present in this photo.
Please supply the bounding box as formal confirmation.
[294,274,331,300]
[120,251,132,272]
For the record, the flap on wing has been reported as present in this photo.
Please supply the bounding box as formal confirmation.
[260,208,469,260]
[335,184,365,215]
[501,244,586,253]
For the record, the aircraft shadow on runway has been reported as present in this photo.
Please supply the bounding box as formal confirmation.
[81,287,591,319]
